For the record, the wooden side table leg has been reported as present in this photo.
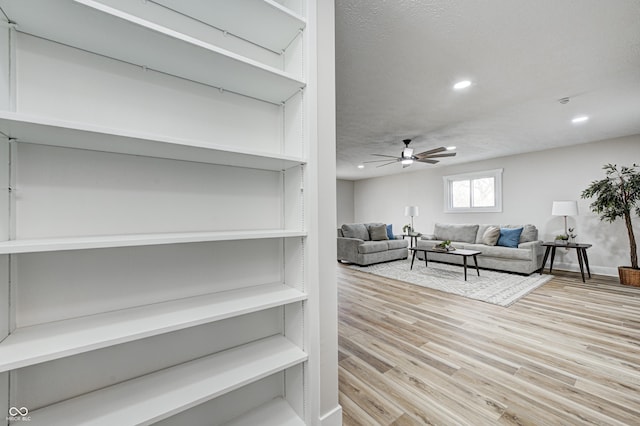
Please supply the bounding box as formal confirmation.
[410,250,416,270]
[549,246,557,273]
[473,255,480,276]
[576,247,586,283]
[540,246,551,274]
[582,248,592,278]
[424,251,428,268]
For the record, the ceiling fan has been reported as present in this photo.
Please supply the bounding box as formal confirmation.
[364,139,456,168]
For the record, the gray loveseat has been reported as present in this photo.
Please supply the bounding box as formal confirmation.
[337,222,408,266]
[416,223,543,274]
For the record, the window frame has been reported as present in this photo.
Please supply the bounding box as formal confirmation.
[443,168,503,213]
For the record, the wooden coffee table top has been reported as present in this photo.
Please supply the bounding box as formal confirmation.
[409,247,481,256]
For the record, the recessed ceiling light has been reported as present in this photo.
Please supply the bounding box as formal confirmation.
[572,116,589,124]
[357,164,364,169]
[446,146,456,150]
[453,80,471,90]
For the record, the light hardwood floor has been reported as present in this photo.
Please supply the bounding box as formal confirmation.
[338,263,640,425]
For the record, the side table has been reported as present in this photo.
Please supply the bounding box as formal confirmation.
[402,233,421,248]
[539,241,592,283]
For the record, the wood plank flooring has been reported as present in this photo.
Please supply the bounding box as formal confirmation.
[338,263,640,425]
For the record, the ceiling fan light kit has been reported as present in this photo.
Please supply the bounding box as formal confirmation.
[363,138,457,168]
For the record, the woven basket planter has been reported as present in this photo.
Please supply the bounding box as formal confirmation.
[618,266,640,286]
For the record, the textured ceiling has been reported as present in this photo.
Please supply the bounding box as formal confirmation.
[335,0,640,180]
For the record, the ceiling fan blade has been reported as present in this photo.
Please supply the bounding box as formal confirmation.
[416,158,439,164]
[414,147,447,158]
[363,158,401,163]
[370,153,400,158]
[422,152,457,158]
[376,161,398,168]
[402,162,412,169]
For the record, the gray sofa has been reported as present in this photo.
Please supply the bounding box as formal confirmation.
[337,222,408,266]
[416,223,543,274]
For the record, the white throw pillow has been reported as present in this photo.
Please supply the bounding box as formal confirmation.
[482,226,500,246]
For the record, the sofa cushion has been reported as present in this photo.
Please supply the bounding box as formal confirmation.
[497,227,523,248]
[358,241,389,254]
[386,224,394,240]
[465,243,532,260]
[369,224,389,241]
[341,223,369,241]
[387,239,408,250]
[482,226,501,246]
[434,223,479,244]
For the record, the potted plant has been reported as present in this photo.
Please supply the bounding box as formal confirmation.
[434,240,455,251]
[554,234,569,245]
[581,163,640,286]
[402,224,413,235]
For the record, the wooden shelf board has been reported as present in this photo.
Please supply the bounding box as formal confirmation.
[0,229,306,254]
[26,335,307,426]
[0,112,305,170]
[0,283,306,372]
[1,0,305,104]
[224,397,305,426]
[152,0,306,53]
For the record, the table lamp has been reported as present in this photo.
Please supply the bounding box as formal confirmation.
[404,206,419,233]
[552,200,578,237]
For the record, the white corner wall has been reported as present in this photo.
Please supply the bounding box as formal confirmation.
[354,135,640,276]
[336,179,354,226]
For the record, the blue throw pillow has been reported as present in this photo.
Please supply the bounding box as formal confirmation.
[386,224,394,240]
[497,227,523,248]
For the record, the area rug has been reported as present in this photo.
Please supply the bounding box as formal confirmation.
[347,259,553,307]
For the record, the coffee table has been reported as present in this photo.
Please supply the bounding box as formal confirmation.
[408,247,481,281]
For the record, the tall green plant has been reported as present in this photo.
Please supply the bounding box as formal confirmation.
[581,164,640,269]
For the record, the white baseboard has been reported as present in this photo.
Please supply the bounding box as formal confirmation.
[319,405,343,426]
[551,262,618,277]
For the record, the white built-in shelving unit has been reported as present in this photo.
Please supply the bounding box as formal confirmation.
[0,0,324,424]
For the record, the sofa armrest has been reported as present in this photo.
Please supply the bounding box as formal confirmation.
[337,237,364,261]
[517,240,543,258]
[421,234,437,240]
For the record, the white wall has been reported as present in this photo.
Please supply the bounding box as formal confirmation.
[354,135,640,276]
[336,179,354,225]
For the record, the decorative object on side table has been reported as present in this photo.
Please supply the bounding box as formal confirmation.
[554,234,569,245]
[582,163,640,286]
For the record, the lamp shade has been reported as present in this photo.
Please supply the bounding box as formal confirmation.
[552,201,578,216]
[404,206,419,217]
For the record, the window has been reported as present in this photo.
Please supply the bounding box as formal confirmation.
[443,169,503,213]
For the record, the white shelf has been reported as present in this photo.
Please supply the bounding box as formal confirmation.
[0,112,305,170]
[1,0,305,104]
[0,283,306,372]
[0,229,307,254]
[26,335,307,426]
[224,397,305,426]
[152,0,306,53]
